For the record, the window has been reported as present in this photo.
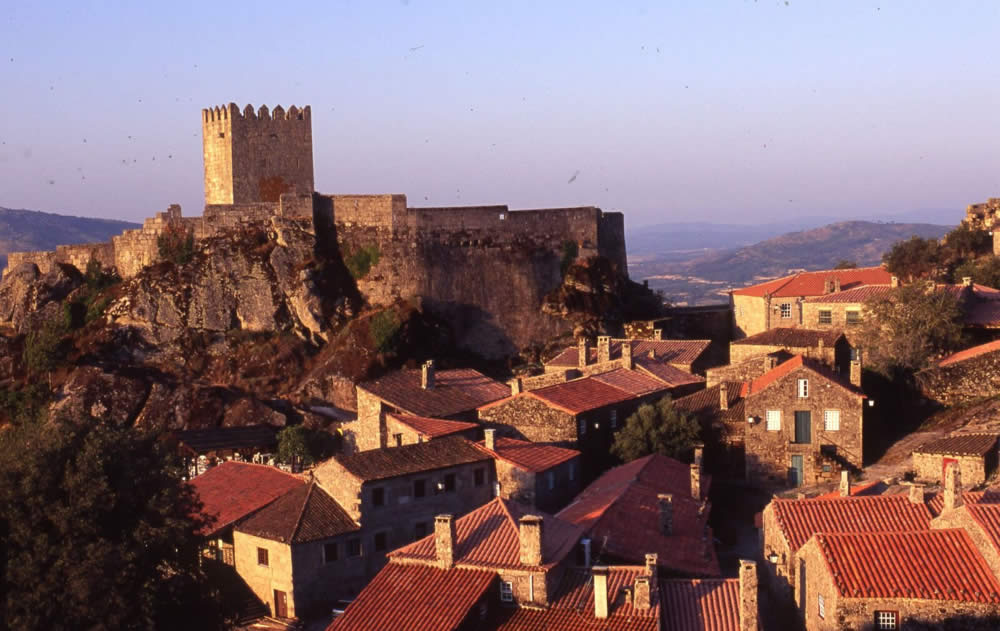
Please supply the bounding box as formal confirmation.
[780,303,792,319]
[578,419,587,435]
[413,479,426,498]
[568,462,576,481]
[875,611,898,630]
[348,538,362,557]
[374,531,389,552]
[500,581,514,603]
[797,378,809,398]
[818,309,832,325]
[372,487,385,507]
[444,473,456,492]
[824,410,840,431]
[610,410,618,429]
[547,471,555,490]
[414,522,428,540]
[765,410,781,431]
[818,594,825,619]
[393,433,403,447]
[257,547,269,566]
[499,213,506,220]
[323,542,339,564]
[845,310,861,326]
[474,468,485,487]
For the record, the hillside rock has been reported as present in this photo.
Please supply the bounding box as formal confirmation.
[0,262,82,333]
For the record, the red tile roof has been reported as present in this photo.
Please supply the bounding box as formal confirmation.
[731,266,892,298]
[189,461,305,536]
[814,529,1000,603]
[507,375,661,416]
[326,563,495,631]
[360,367,510,417]
[770,495,934,551]
[476,437,579,473]
[332,435,492,482]
[387,413,479,439]
[740,355,863,398]
[813,480,883,500]
[939,340,1000,367]
[547,339,711,368]
[801,285,894,304]
[674,382,747,427]
[927,488,1000,516]
[732,328,845,348]
[634,358,706,388]
[913,433,999,456]
[391,497,583,570]
[235,482,358,544]
[557,455,720,576]
[492,566,660,631]
[660,579,741,631]
[590,368,673,396]
[967,504,1000,555]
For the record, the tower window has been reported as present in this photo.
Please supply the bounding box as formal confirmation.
[218,132,225,139]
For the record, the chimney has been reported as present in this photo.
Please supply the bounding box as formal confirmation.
[622,342,634,370]
[648,349,656,360]
[578,338,590,369]
[657,493,673,535]
[645,553,658,578]
[817,338,824,353]
[421,360,435,390]
[944,461,963,512]
[963,276,973,287]
[838,470,851,497]
[764,355,778,371]
[634,576,652,610]
[597,336,611,364]
[653,328,663,341]
[891,275,899,288]
[824,278,834,294]
[833,277,841,292]
[739,560,759,631]
[693,442,704,466]
[909,483,925,505]
[484,428,496,452]
[690,463,702,499]
[434,515,456,569]
[518,515,543,567]
[593,566,609,619]
[719,383,729,411]
[509,377,522,396]
[850,359,862,388]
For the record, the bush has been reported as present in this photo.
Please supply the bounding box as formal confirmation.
[157,224,196,265]
[882,236,942,281]
[369,310,401,354]
[560,240,579,277]
[0,383,50,425]
[345,245,381,280]
[611,396,701,463]
[23,316,69,375]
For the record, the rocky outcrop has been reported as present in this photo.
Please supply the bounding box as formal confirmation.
[0,263,83,333]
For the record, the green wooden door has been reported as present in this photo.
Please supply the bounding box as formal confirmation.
[794,411,811,444]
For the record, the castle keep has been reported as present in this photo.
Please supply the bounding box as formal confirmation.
[3,103,627,355]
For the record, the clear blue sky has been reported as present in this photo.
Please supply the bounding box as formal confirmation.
[2,1,998,227]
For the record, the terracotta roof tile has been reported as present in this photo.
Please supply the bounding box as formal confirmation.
[235,482,358,544]
[938,340,1000,366]
[815,529,1000,602]
[660,579,741,631]
[391,497,583,570]
[189,461,305,536]
[590,368,672,396]
[913,433,999,457]
[674,382,747,427]
[547,339,711,368]
[967,504,1000,555]
[476,437,579,473]
[333,436,492,482]
[326,564,495,631]
[927,488,1000,516]
[557,455,719,576]
[771,495,934,551]
[360,367,509,418]
[174,425,277,454]
[387,413,479,439]
[732,328,845,348]
[634,358,706,387]
[741,355,863,398]
[518,376,661,415]
[801,285,894,304]
[731,267,892,298]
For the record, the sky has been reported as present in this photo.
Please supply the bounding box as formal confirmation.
[1,1,999,228]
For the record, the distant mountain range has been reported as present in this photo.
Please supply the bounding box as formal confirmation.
[630,220,952,305]
[0,207,139,270]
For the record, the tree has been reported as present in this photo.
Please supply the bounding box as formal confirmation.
[611,396,700,463]
[833,260,858,269]
[277,425,315,468]
[0,418,224,630]
[943,223,992,262]
[854,283,964,379]
[954,256,1000,289]
[882,236,943,281]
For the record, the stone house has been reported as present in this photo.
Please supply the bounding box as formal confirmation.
[477,368,672,477]
[912,433,999,486]
[728,328,850,374]
[931,471,1000,574]
[705,351,793,388]
[742,355,865,488]
[730,266,892,339]
[476,429,581,513]
[544,334,713,377]
[674,380,749,479]
[557,452,721,577]
[383,413,479,447]
[349,361,509,452]
[919,339,1000,406]
[312,435,495,581]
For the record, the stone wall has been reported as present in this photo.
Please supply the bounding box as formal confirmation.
[730,343,836,368]
[912,451,989,486]
[478,396,577,445]
[233,532,296,618]
[732,294,768,339]
[800,300,865,332]
[289,535,368,616]
[760,503,796,602]
[494,456,580,513]
[918,349,1000,406]
[706,354,782,388]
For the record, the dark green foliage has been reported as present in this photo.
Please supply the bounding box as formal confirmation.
[157,224,196,265]
[855,283,964,378]
[276,425,336,468]
[943,223,992,261]
[611,395,701,463]
[0,419,224,630]
[833,259,858,269]
[23,315,68,375]
[369,309,401,353]
[954,256,1000,289]
[344,244,381,280]
[0,383,50,425]
[560,240,579,276]
[882,236,942,281]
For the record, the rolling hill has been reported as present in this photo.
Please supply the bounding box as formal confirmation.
[0,207,139,270]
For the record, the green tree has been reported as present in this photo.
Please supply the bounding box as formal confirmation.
[277,425,315,467]
[943,223,992,261]
[882,236,942,281]
[23,315,68,375]
[833,259,858,269]
[611,396,700,463]
[854,283,964,378]
[0,418,223,630]
[954,256,1000,289]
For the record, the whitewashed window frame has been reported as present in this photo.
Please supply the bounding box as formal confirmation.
[797,378,809,398]
[824,410,840,431]
[766,410,781,431]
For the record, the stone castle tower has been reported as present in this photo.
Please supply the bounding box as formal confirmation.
[201,103,314,205]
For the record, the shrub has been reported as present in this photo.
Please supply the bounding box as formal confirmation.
[157,224,196,265]
[345,245,381,280]
[560,240,579,277]
[23,316,68,375]
[369,310,400,354]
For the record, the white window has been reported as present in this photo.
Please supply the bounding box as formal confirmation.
[765,410,781,431]
[846,310,861,325]
[824,410,840,431]
[875,611,897,630]
[610,410,618,429]
[797,379,809,398]
[500,581,514,602]
[578,419,586,435]
[547,471,555,490]
[780,303,792,318]
[818,594,825,619]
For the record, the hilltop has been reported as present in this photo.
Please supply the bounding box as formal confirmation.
[0,207,139,270]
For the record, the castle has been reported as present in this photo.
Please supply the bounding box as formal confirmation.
[963,197,1000,255]
[3,103,627,356]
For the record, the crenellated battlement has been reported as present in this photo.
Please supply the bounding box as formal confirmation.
[201,103,311,123]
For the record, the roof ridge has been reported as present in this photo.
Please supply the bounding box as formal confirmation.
[290,482,314,542]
